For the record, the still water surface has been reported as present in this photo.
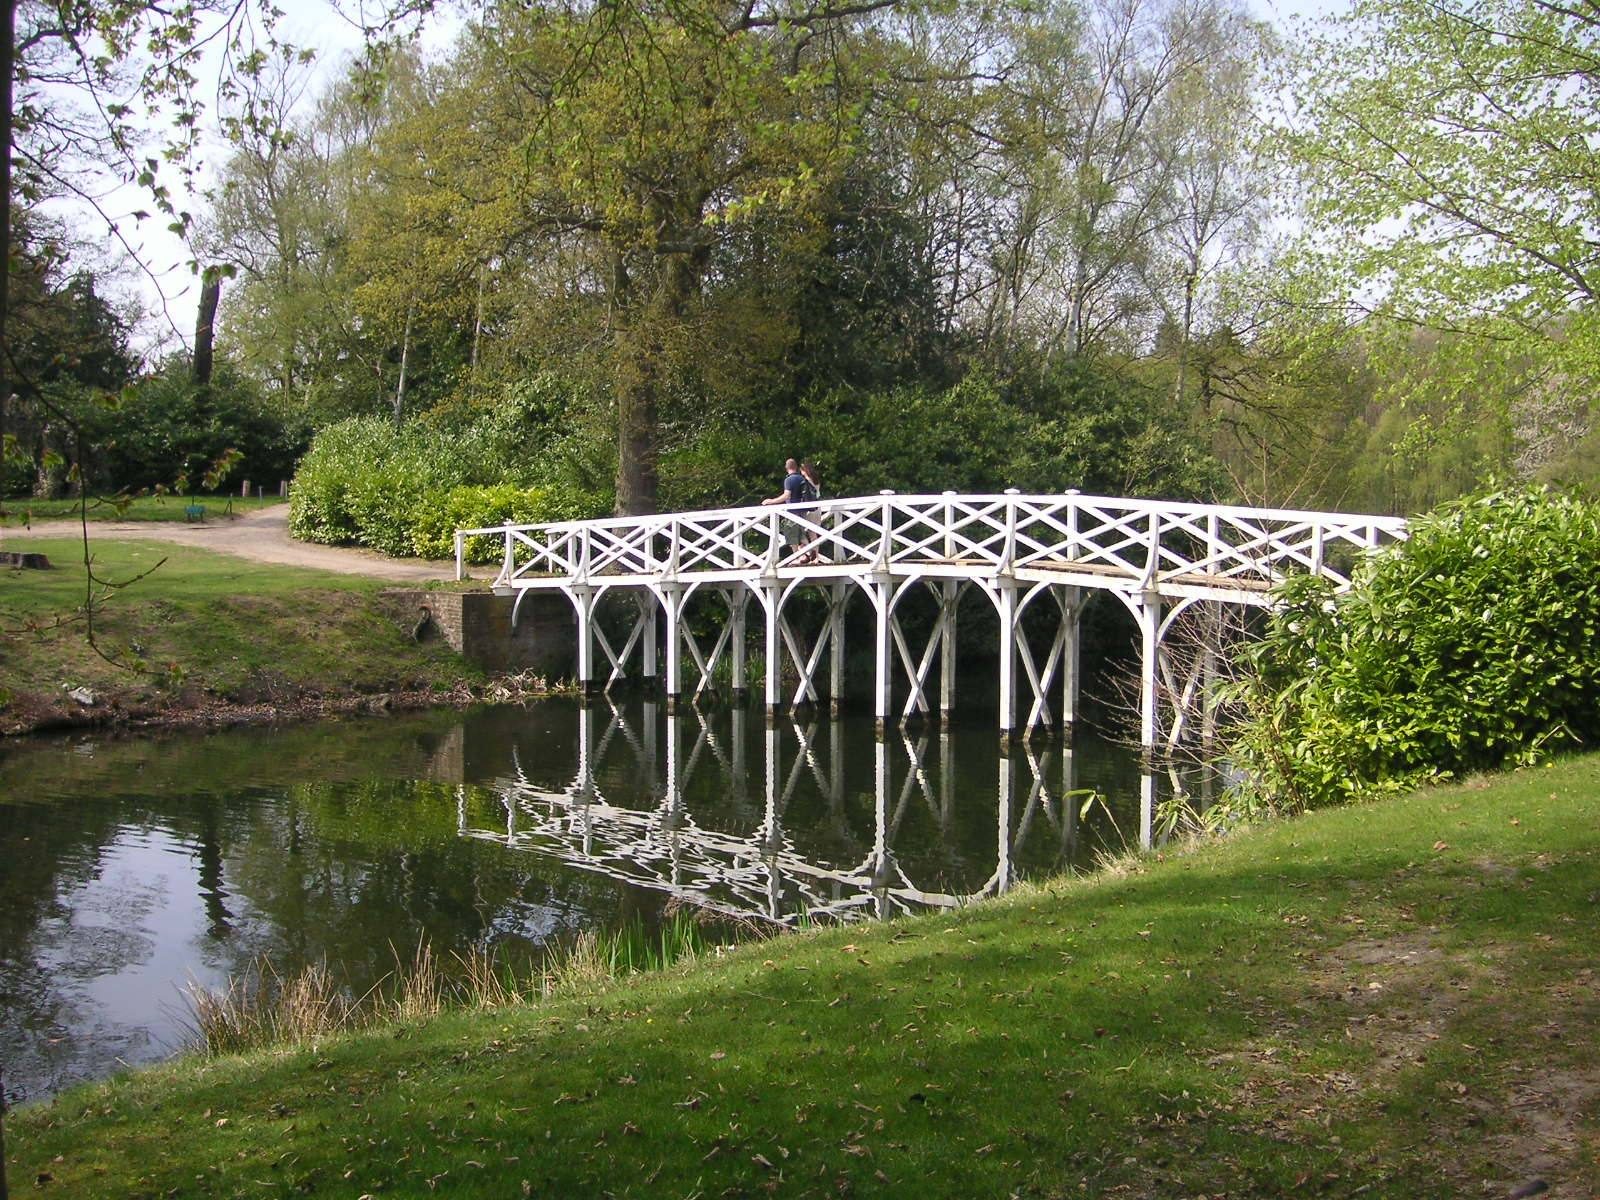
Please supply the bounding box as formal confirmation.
[0,699,1153,1101]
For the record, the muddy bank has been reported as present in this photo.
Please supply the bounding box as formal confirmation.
[0,673,558,739]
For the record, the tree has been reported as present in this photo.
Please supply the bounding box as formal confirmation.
[2,0,433,496]
[354,0,900,515]
[1273,0,1600,419]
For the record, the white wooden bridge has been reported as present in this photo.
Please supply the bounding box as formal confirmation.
[456,489,1407,788]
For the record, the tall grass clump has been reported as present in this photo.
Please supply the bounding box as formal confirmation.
[1223,486,1600,817]
[185,912,755,1058]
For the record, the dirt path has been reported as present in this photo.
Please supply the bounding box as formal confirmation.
[2,505,458,582]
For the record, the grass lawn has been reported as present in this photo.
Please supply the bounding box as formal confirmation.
[8,754,1597,1198]
[0,494,286,525]
[0,538,473,730]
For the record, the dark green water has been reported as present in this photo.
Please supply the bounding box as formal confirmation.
[0,699,1151,1102]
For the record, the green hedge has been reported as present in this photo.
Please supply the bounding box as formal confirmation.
[289,415,609,558]
[1225,486,1600,814]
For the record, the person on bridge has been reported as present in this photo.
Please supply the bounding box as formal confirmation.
[795,460,824,563]
[761,458,809,507]
[762,458,818,562]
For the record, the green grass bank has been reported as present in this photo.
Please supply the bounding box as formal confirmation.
[0,537,480,735]
[0,495,287,526]
[8,757,1597,1198]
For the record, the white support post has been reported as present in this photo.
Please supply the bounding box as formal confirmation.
[662,586,684,710]
[997,580,1018,736]
[829,582,847,717]
[455,531,465,581]
[876,489,896,568]
[1138,591,1162,849]
[1061,587,1082,729]
[1001,488,1020,571]
[731,588,749,696]
[871,579,893,734]
[762,582,783,716]
[570,587,597,694]
[642,594,658,682]
[939,582,960,723]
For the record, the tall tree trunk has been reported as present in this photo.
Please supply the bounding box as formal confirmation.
[393,301,414,426]
[614,250,696,517]
[193,270,221,390]
[615,329,663,516]
[1174,267,1196,411]
[1,0,16,499]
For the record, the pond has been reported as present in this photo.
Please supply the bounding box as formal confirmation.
[0,698,1169,1102]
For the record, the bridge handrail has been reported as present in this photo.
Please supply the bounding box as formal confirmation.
[455,491,1409,594]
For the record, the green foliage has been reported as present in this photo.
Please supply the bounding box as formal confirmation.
[87,360,307,494]
[1225,487,1600,815]
[289,395,611,557]
[662,361,1228,510]
[410,483,605,561]
[1272,0,1600,406]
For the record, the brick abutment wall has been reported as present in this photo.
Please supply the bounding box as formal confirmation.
[380,590,574,679]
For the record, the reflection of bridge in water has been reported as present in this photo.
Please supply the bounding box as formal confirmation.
[455,701,1107,924]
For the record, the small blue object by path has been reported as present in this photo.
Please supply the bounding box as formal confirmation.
[185,502,206,522]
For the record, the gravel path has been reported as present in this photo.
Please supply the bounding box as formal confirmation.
[2,505,458,583]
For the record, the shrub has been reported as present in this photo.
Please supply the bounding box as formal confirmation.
[90,361,307,493]
[289,398,612,558]
[1225,487,1600,814]
[410,482,610,562]
[290,417,411,545]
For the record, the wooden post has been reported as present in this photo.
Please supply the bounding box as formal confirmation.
[996,581,1018,736]
[871,580,893,734]
[1138,591,1161,848]
[939,582,959,723]
[828,582,847,717]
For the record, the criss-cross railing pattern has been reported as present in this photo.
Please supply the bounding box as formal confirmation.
[460,491,1407,600]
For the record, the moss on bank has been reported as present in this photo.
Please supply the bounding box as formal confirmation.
[8,755,1598,1198]
[0,538,485,735]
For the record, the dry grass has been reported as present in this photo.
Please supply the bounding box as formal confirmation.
[183,913,730,1059]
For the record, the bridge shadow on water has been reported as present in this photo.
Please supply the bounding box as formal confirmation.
[441,697,1179,926]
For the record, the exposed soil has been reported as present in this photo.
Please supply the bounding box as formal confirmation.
[1204,914,1600,1200]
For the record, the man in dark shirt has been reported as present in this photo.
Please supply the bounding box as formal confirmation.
[761,459,808,507]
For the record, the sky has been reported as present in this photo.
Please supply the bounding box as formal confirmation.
[89,0,1349,357]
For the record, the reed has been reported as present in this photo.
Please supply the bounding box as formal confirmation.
[184,912,768,1058]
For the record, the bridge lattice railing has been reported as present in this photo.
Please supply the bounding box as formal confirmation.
[457,491,1408,595]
